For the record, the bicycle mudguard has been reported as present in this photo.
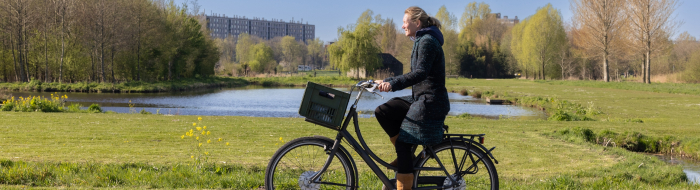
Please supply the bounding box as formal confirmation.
[442,135,499,165]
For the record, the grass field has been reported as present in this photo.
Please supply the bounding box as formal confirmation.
[2,79,700,189]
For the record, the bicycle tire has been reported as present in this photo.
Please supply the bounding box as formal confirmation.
[415,142,498,190]
[265,137,357,190]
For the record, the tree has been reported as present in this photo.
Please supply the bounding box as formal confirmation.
[306,38,323,70]
[435,5,460,75]
[516,4,567,80]
[280,36,302,70]
[248,42,274,73]
[459,2,491,31]
[571,0,627,82]
[328,9,382,78]
[628,0,680,84]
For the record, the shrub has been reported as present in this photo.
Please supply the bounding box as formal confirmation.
[459,89,468,96]
[457,113,475,119]
[139,109,152,115]
[473,91,482,98]
[88,104,103,113]
[1,94,66,112]
[67,104,82,112]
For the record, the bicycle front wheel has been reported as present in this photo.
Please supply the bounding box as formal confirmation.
[416,142,498,190]
[265,137,356,190]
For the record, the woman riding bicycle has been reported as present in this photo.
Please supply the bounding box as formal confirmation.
[374,6,449,190]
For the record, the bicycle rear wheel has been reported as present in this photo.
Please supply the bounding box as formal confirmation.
[265,137,356,190]
[416,142,498,190]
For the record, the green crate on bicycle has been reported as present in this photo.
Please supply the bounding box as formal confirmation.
[299,82,351,129]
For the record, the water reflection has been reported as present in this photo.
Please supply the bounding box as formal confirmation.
[9,86,546,119]
[654,154,700,184]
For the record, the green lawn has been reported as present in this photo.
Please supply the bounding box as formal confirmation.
[1,79,699,189]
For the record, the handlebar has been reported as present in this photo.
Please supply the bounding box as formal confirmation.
[354,80,383,99]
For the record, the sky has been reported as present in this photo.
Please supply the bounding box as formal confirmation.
[179,0,700,42]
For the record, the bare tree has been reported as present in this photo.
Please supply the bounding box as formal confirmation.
[571,0,627,82]
[627,0,681,84]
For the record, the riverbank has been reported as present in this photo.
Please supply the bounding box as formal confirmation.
[0,76,359,94]
[0,77,249,93]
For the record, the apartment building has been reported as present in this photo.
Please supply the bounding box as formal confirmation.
[206,13,315,42]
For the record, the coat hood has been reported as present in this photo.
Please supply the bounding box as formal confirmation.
[416,26,444,46]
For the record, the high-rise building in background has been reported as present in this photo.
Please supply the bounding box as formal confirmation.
[206,13,315,42]
[491,13,520,26]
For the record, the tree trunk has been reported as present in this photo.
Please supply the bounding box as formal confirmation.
[603,52,609,82]
[642,54,647,84]
[10,31,19,82]
[44,20,49,82]
[101,15,106,83]
[18,28,27,82]
[645,50,651,84]
[168,60,173,81]
[90,43,95,82]
[59,13,65,83]
[111,47,115,83]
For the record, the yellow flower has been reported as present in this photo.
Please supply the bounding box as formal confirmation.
[207,139,211,143]
[218,138,222,142]
[201,131,205,135]
[226,142,230,146]
[203,126,206,130]
[204,152,209,155]
[191,155,194,158]
[193,123,197,126]
[198,143,202,147]
[198,117,202,121]
[279,137,283,141]
[181,135,185,139]
[196,127,202,131]
[196,136,200,140]
[206,131,211,135]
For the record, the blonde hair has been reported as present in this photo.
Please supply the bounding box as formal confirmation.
[404,6,441,29]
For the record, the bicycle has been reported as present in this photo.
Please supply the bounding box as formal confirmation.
[264,81,499,190]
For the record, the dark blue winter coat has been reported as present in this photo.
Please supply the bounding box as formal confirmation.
[383,26,450,145]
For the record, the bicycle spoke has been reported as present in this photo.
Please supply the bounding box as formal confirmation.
[266,138,354,190]
[416,142,497,190]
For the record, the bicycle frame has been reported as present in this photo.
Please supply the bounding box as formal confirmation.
[303,83,498,189]
[304,85,397,188]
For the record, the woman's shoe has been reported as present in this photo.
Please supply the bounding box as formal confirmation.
[396,173,414,190]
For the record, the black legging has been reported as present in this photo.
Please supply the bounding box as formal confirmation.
[375,98,415,174]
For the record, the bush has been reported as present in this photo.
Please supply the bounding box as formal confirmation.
[88,104,103,113]
[139,109,152,115]
[1,95,66,112]
[459,89,468,96]
[682,50,700,83]
[473,91,482,98]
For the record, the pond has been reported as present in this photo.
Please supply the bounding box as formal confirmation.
[655,154,700,184]
[9,86,546,119]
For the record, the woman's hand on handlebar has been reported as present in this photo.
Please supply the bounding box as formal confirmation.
[375,80,392,92]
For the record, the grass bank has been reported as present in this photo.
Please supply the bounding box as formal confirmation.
[245,75,358,87]
[2,79,700,188]
[447,79,700,160]
[1,112,697,189]
[0,77,249,93]
[535,80,700,96]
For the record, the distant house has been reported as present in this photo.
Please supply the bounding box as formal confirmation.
[298,65,313,71]
[347,53,403,78]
